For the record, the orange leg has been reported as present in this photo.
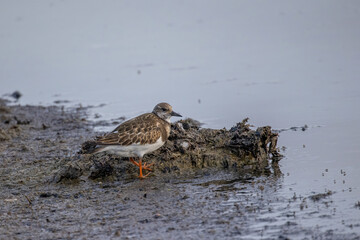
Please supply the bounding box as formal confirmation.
[129,157,153,179]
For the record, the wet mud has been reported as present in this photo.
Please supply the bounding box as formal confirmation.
[1,99,358,239]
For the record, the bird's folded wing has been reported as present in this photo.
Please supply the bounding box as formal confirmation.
[96,123,161,146]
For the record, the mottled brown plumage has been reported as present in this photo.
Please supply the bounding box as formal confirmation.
[95,112,170,146]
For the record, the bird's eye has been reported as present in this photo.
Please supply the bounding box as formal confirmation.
[161,107,167,111]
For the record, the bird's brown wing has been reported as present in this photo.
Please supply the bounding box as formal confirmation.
[95,113,162,146]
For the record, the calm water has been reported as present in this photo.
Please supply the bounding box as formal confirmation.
[1,0,360,238]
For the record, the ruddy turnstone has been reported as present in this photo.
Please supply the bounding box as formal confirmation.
[91,102,182,178]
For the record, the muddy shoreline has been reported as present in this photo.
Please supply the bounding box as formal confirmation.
[1,99,357,239]
[0,97,281,183]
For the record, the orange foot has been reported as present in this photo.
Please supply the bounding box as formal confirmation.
[129,158,154,179]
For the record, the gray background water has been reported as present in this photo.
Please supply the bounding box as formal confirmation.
[1,0,360,238]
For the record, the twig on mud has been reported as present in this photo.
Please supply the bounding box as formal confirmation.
[24,195,32,205]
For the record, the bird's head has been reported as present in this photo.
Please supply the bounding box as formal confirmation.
[153,102,182,123]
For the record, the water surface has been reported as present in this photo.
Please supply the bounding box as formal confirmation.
[1,0,360,238]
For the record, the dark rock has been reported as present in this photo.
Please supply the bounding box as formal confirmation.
[309,191,333,201]
[51,163,83,183]
[54,100,70,104]
[39,192,59,198]
[10,91,22,100]
[14,116,31,125]
[79,140,98,154]
[89,159,114,179]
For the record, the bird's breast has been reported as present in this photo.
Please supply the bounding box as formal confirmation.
[158,123,171,142]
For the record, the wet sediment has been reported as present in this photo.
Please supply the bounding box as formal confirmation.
[2,99,358,240]
[0,99,286,239]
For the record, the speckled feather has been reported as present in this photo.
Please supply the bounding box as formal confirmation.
[95,113,170,146]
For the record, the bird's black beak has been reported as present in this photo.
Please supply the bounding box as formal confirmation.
[171,111,182,117]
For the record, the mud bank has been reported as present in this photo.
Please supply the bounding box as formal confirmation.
[0,97,281,184]
[60,117,282,182]
[0,99,96,193]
